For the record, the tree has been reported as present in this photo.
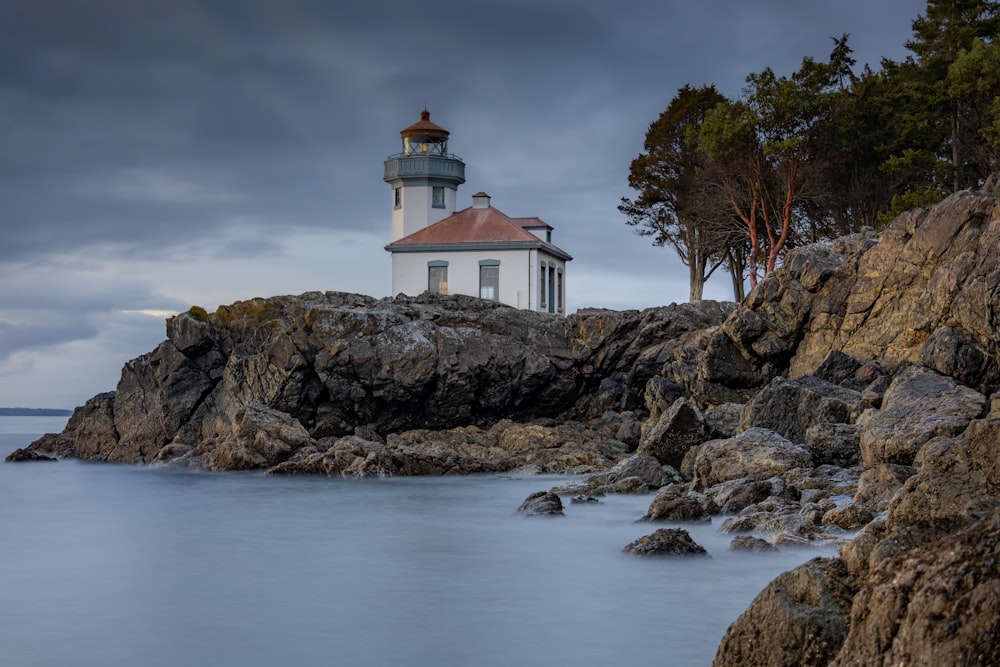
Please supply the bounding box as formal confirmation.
[882,0,1000,212]
[620,84,738,301]
[699,44,846,288]
[948,37,1000,180]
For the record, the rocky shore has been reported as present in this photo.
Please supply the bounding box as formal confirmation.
[11,179,1000,665]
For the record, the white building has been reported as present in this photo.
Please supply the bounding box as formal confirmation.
[384,110,571,314]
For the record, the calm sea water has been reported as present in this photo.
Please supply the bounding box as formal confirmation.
[0,416,837,667]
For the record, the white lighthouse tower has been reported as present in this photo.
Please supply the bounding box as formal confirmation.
[383,110,466,242]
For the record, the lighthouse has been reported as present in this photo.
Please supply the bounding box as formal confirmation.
[383,109,466,242]
[384,110,572,313]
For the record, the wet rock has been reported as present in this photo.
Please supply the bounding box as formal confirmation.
[643,489,710,523]
[821,503,875,531]
[622,528,708,556]
[729,536,778,552]
[518,491,564,516]
[4,448,57,462]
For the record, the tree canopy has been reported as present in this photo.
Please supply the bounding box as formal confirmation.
[623,0,1000,301]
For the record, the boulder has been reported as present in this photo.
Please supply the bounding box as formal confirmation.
[830,508,1000,667]
[739,375,861,445]
[199,403,315,471]
[821,504,875,531]
[858,365,986,467]
[643,375,684,422]
[636,397,707,468]
[853,463,917,512]
[518,491,565,516]
[583,453,665,491]
[703,402,744,439]
[729,536,778,552]
[919,326,999,389]
[713,558,857,667]
[882,418,1000,546]
[804,423,861,467]
[693,428,813,489]
[622,528,708,556]
[703,476,798,515]
[643,489,710,523]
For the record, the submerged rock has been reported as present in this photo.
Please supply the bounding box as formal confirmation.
[4,448,57,462]
[622,528,708,556]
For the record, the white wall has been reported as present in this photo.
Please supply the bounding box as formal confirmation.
[392,248,568,313]
[390,185,457,241]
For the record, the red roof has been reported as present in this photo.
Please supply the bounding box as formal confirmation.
[512,216,552,230]
[391,205,541,245]
[401,109,449,139]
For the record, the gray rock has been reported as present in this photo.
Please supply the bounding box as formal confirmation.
[804,423,860,467]
[636,397,707,468]
[739,375,861,445]
[693,428,813,489]
[703,402,744,439]
[24,292,733,470]
[729,536,778,552]
[859,365,986,467]
[622,528,708,556]
[4,448,57,462]
[643,489,710,523]
[713,558,856,667]
[518,491,564,516]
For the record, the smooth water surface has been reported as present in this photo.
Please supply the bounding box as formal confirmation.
[0,417,837,667]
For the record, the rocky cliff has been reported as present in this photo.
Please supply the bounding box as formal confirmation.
[13,178,1000,666]
[19,290,732,474]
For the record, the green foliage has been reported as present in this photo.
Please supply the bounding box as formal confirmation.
[620,84,741,301]
[622,1,1000,296]
[187,305,209,321]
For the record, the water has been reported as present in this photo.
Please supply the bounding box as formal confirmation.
[0,416,837,667]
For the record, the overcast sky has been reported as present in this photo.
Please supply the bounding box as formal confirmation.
[1,0,928,409]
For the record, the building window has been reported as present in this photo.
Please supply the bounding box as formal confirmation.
[480,262,499,301]
[428,262,448,295]
[394,187,401,209]
[557,269,563,311]
[432,186,445,209]
[539,261,547,308]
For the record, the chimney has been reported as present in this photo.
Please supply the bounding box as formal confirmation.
[472,192,491,209]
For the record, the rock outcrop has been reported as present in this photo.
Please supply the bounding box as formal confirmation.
[707,181,1000,666]
[22,294,731,473]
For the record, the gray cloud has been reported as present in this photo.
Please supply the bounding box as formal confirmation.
[0,0,927,406]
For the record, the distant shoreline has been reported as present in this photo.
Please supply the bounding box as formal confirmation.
[0,408,72,417]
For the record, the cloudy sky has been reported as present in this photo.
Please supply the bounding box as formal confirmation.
[1,0,928,409]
